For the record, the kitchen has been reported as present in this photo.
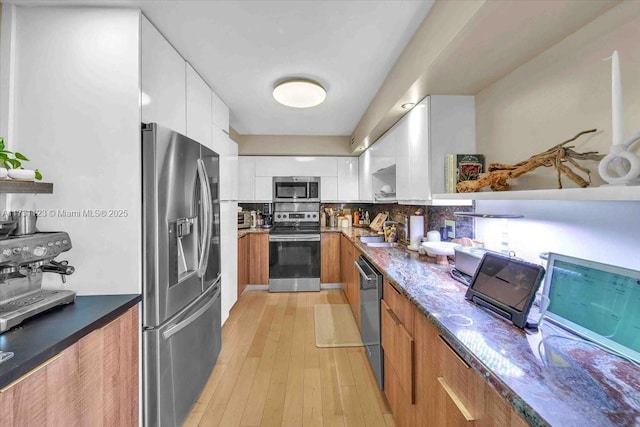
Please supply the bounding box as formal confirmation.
[0,1,639,426]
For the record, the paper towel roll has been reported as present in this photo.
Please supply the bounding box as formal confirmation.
[409,216,424,249]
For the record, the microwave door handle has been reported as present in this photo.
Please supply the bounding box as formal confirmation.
[196,159,211,278]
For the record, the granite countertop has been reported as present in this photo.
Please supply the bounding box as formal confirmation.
[237,227,271,238]
[0,294,141,389]
[337,227,640,427]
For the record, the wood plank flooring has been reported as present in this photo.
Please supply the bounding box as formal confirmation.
[184,290,395,427]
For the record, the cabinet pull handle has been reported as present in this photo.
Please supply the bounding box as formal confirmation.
[438,377,476,422]
[438,335,470,369]
[0,352,64,393]
[386,308,401,326]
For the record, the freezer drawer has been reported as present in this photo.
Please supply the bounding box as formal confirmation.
[144,282,221,427]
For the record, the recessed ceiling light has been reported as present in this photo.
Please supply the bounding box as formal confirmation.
[401,102,415,110]
[273,79,326,108]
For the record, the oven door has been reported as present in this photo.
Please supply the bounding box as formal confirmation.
[269,234,321,292]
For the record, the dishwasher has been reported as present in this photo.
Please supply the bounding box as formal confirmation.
[355,255,384,390]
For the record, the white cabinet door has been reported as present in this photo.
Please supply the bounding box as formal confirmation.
[395,100,430,201]
[370,130,395,174]
[238,156,256,201]
[141,17,186,134]
[227,137,239,201]
[220,201,238,326]
[321,176,338,202]
[359,149,373,202]
[211,90,229,133]
[337,157,359,201]
[216,128,238,201]
[186,63,212,147]
[255,156,338,177]
[255,177,272,201]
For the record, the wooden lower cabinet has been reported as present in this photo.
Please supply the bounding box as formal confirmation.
[248,233,269,285]
[382,297,416,427]
[413,305,529,427]
[237,234,249,294]
[320,233,341,283]
[340,235,360,328]
[0,304,139,426]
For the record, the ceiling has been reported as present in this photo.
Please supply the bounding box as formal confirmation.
[10,0,434,136]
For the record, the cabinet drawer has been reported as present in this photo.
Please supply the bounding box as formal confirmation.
[435,334,484,424]
[381,299,415,403]
[383,280,414,335]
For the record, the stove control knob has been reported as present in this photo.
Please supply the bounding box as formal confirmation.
[306,214,311,218]
[22,246,30,253]
[47,242,54,247]
[12,247,21,254]
[2,249,11,257]
[62,239,69,245]
[33,245,46,257]
[55,241,61,246]
[277,214,282,219]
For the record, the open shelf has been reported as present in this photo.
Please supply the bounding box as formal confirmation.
[433,186,640,201]
[0,181,53,194]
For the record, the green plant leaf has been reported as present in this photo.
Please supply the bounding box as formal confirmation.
[1,160,9,169]
[6,159,20,169]
[34,169,42,181]
[0,153,7,161]
[0,138,4,151]
[14,152,28,161]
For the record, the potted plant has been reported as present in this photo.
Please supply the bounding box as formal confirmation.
[0,137,42,181]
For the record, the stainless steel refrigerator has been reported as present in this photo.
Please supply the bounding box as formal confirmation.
[141,123,222,427]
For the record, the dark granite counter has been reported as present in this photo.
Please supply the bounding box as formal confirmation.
[336,227,640,427]
[0,294,141,389]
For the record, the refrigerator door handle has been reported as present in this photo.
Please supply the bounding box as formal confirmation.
[162,285,221,339]
[196,159,212,278]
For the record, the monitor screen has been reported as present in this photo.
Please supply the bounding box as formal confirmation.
[543,253,640,363]
[465,253,545,328]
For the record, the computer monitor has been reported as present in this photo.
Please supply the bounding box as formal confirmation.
[542,253,640,364]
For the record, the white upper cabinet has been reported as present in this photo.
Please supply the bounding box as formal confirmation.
[255,156,338,177]
[360,95,475,204]
[358,149,373,202]
[238,156,256,201]
[215,128,238,201]
[141,17,186,134]
[211,90,229,133]
[337,157,359,201]
[186,63,212,147]
[255,176,273,201]
[321,176,338,201]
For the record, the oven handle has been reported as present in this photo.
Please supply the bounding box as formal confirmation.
[269,234,321,242]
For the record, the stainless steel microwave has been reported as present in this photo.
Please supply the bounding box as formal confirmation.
[273,177,320,202]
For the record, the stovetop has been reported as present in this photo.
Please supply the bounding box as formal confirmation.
[270,223,321,235]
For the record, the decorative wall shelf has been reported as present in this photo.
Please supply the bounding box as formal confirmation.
[0,181,53,194]
[433,186,640,202]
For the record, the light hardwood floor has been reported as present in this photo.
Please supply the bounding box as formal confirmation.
[184,290,395,427]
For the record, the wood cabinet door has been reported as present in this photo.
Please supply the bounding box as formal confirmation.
[414,309,439,425]
[0,305,139,426]
[321,233,341,283]
[349,243,361,329]
[248,233,269,284]
[237,235,248,295]
[340,235,352,303]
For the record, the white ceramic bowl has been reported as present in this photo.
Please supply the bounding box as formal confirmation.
[380,185,393,193]
[421,241,460,257]
[8,169,35,181]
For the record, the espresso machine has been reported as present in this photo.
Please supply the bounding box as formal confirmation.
[0,232,76,333]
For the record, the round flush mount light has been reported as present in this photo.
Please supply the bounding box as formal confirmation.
[273,79,326,108]
[401,102,415,110]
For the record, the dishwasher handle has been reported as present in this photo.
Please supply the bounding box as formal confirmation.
[354,257,378,286]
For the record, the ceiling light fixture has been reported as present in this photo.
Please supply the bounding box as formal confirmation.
[273,79,326,108]
[401,102,415,110]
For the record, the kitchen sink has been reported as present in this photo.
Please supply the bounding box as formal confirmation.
[359,235,384,243]
[365,242,397,248]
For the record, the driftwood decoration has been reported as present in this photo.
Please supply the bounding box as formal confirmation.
[457,129,604,192]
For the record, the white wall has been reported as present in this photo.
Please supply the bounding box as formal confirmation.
[475,2,640,191]
[475,200,640,271]
[8,7,141,295]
